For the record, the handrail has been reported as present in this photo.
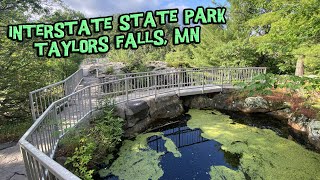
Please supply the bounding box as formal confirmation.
[20,67,267,180]
[97,66,267,78]
[29,69,84,120]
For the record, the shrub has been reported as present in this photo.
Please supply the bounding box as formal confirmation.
[236,73,320,96]
[105,66,115,75]
[65,138,96,180]
[60,98,124,179]
[235,73,320,119]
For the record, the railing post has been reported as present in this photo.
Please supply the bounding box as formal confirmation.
[154,74,157,98]
[221,70,224,92]
[63,82,67,96]
[88,87,92,111]
[20,148,32,180]
[228,68,232,84]
[212,68,214,85]
[202,70,204,94]
[29,92,36,121]
[177,71,180,96]
[190,69,193,86]
[125,77,129,102]
[147,73,150,95]
[53,103,60,136]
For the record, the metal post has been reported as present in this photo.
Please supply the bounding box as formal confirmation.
[125,77,129,102]
[212,68,214,85]
[221,70,224,92]
[53,103,60,136]
[191,70,193,86]
[228,68,232,84]
[20,148,32,179]
[154,74,157,98]
[63,82,67,97]
[177,71,180,96]
[29,92,36,121]
[88,87,92,111]
[202,70,205,94]
[147,73,150,95]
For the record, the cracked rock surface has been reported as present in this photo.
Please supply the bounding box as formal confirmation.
[0,144,26,180]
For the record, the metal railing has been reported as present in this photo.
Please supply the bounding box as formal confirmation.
[20,67,266,180]
[99,67,267,82]
[29,69,84,120]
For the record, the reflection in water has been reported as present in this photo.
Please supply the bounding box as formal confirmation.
[148,122,239,180]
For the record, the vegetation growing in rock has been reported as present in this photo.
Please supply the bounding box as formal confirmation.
[188,109,320,180]
[58,101,123,179]
[235,74,320,119]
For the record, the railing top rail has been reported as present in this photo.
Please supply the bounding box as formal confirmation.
[30,69,83,94]
[99,67,267,78]
[21,104,56,141]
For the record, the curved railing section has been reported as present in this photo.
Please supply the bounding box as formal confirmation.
[20,67,266,180]
[29,69,84,120]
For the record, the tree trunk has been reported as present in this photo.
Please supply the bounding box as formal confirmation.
[295,55,305,76]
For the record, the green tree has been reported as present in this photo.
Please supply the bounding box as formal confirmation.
[0,0,83,142]
[247,0,320,75]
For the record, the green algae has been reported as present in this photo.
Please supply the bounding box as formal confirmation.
[99,132,181,180]
[209,166,245,180]
[162,136,182,158]
[187,109,320,180]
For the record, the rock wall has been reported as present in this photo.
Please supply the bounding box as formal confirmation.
[183,93,320,151]
[115,94,184,137]
[115,92,320,151]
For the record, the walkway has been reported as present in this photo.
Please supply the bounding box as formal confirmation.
[0,65,99,180]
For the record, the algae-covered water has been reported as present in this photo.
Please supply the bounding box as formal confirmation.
[99,109,320,180]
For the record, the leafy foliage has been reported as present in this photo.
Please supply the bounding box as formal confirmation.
[237,73,320,96]
[60,99,124,179]
[0,0,84,142]
[235,73,320,118]
[65,138,96,180]
[165,0,320,75]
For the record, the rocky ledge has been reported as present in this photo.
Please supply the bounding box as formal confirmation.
[183,93,320,151]
[115,92,320,151]
[115,94,184,137]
